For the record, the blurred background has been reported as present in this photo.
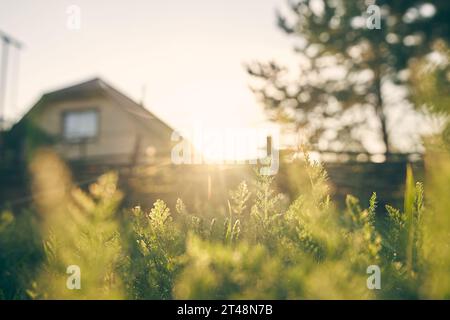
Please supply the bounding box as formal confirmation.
[0,0,449,210]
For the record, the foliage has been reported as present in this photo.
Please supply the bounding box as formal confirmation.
[1,118,55,169]
[0,210,43,299]
[124,200,184,299]
[27,151,125,299]
[410,41,450,146]
[247,0,450,153]
[0,150,449,299]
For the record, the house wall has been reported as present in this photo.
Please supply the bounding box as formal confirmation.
[31,95,173,164]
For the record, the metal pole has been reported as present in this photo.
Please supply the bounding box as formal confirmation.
[0,30,23,131]
[0,31,23,163]
[0,36,10,130]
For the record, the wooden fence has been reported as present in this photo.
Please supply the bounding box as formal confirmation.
[0,153,424,213]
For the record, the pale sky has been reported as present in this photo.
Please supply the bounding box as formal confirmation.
[0,0,294,136]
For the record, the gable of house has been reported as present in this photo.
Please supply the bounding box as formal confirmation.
[12,78,174,165]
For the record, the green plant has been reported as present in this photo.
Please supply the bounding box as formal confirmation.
[1,151,449,300]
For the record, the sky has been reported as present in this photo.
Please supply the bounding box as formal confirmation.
[0,0,296,137]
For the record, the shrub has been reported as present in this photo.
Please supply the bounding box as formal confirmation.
[0,150,449,299]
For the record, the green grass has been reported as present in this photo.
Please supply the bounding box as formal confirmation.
[0,151,449,299]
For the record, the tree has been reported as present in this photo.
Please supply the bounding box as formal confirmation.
[410,41,450,146]
[247,0,450,155]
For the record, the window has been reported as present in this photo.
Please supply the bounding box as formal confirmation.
[63,109,98,141]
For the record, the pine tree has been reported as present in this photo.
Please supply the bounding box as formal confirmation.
[247,0,450,155]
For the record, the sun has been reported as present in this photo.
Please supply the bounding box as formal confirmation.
[156,78,273,163]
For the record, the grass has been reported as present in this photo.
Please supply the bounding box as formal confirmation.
[0,149,449,299]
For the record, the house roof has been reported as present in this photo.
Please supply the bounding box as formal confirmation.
[14,77,174,134]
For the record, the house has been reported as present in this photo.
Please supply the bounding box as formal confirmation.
[8,77,174,166]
